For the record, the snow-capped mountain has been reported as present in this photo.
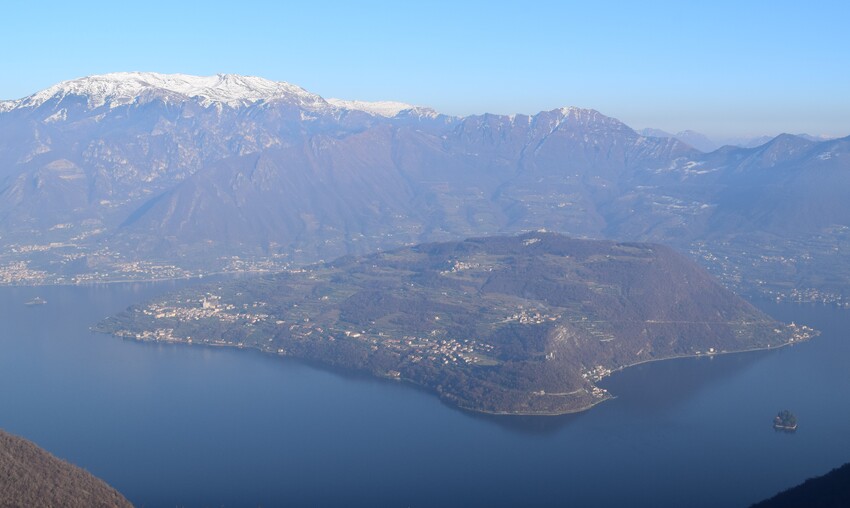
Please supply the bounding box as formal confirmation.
[0,72,443,119]
[0,72,329,111]
[325,98,437,118]
[0,74,693,261]
[0,72,848,297]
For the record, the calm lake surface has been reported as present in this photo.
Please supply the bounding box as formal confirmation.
[1,281,848,507]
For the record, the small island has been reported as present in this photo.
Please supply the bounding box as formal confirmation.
[774,410,798,431]
[96,233,817,416]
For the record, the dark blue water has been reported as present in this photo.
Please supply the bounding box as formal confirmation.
[1,282,848,507]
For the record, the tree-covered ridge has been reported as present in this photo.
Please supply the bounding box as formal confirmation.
[751,462,850,508]
[98,233,814,415]
[0,429,131,507]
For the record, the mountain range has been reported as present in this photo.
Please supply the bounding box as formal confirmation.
[637,128,835,153]
[1,72,848,301]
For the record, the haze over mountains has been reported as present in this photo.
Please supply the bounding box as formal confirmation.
[1,72,848,302]
[637,128,835,153]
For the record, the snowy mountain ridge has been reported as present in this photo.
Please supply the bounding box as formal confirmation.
[0,72,330,111]
[0,72,441,117]
[0,73,611,123]
[326,98,437,118]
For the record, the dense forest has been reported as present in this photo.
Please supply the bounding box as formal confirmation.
[0,429,131,507]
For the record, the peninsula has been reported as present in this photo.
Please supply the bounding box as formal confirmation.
[96,233,814,415]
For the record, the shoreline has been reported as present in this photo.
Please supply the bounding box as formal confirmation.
[96,320,818,417]
[449,335,815,417]
[455,394,615,417]
[458,335,814,417]
[92,299,818,418]
[108,329,814,418]
[602,333,817,380]
[103,329,612,417]
[1,277,848,308]
[0,269,275,288]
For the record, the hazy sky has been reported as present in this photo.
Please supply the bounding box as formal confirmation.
[2,0,847,138]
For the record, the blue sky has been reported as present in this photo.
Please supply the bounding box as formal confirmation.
[2,0,848,138]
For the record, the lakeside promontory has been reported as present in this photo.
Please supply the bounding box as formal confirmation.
[96,233,814,415]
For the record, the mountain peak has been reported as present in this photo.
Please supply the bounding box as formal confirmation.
[540,106,633,133]
[325,98,437,118]
[0,72,327,111]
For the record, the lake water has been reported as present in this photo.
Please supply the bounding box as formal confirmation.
[1,281,848,507]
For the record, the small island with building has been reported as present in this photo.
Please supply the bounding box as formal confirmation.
[774,410,798,431]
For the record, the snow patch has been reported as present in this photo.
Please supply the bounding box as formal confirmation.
[44,108,67,123]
